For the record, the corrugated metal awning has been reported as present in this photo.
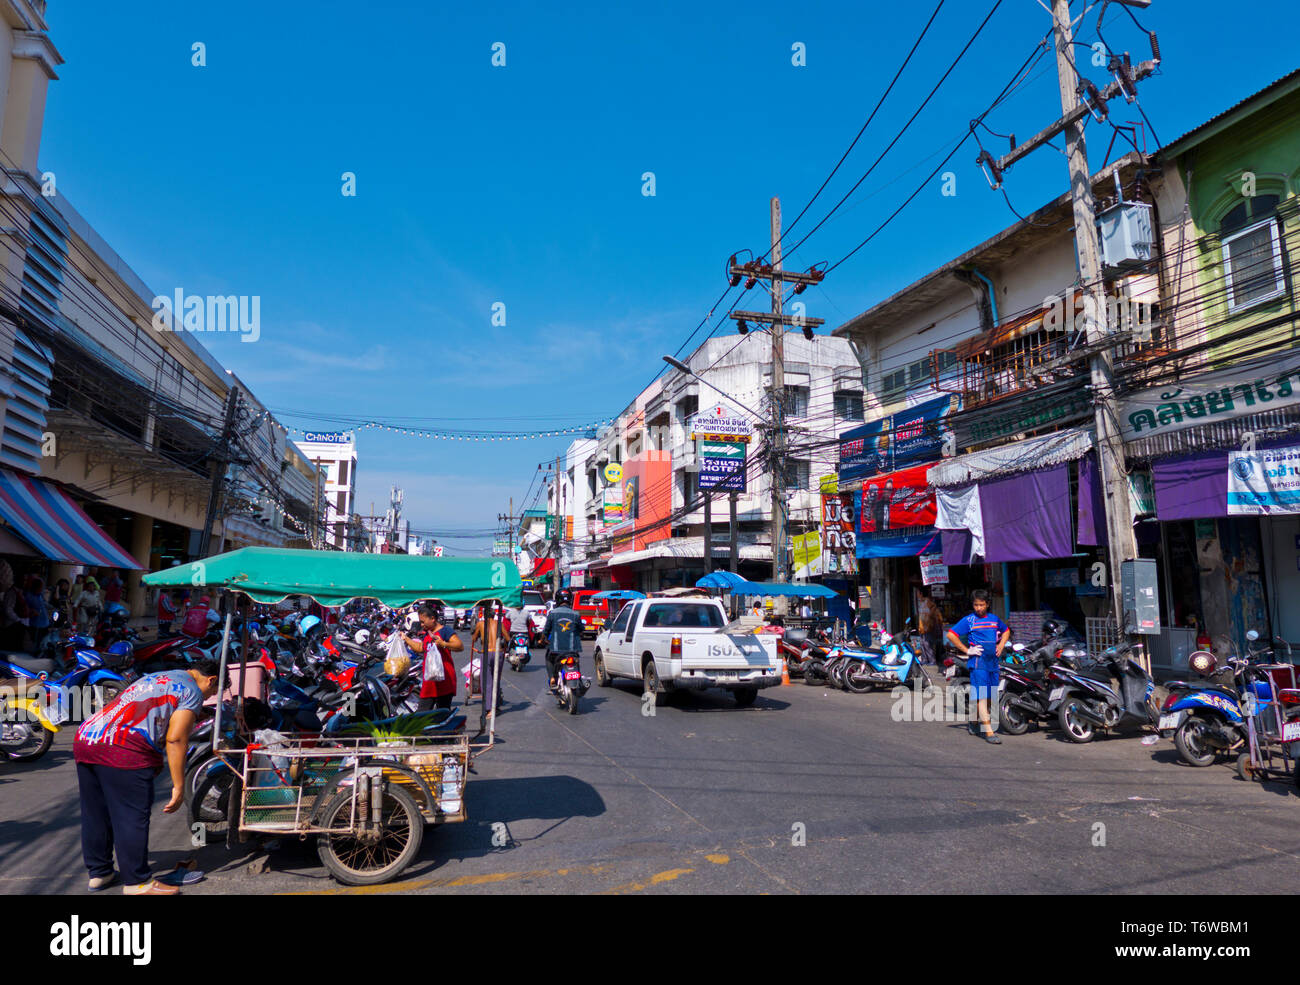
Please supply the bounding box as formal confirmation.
[928,427,1094,488]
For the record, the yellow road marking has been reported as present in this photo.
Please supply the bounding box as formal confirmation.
[598,867,695,895]
[705,853,729,864]
[284,862,613,895]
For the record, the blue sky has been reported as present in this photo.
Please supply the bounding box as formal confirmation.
[39,1,1299,555]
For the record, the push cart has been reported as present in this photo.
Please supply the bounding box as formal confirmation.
[143,547,522,886]
[1236,658,1300,784]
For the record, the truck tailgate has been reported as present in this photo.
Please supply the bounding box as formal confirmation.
[680,632,774,669]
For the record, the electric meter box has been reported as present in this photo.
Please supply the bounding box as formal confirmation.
[1096,202,1154,269]
[1121,558,1161,635]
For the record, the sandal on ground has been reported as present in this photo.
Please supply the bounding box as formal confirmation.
[124,879,180,896]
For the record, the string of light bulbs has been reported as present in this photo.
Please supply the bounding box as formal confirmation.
[278,418,614,442]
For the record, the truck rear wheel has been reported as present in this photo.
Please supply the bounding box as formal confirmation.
[593,650,610,687]
[733,687,758,707]
[643,659,667,707]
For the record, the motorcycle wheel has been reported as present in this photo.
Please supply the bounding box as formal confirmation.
[828,661,849,690]
[998,693,1031,735]
[1,720,53,761]
[94,681,128,706]
[842,664,874,695]
[801,660,825,686]
[191,769,237,825]
[567,686,580,715]
[1058,697,1096,743]
[910,661,933,693]
[1173,717,1217,767]
[317,784,423,887]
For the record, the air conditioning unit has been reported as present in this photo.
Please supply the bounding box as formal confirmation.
[1096,201,1154,269]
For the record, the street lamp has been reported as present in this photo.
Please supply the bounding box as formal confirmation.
[661,356,768,424]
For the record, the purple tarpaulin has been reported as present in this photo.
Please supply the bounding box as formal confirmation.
[1152,449,1227,520]
[942,528,977,566]
[980,465,1074,563]
[1077,453,1107,546]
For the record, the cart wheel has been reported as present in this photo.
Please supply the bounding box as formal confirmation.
[317,783,424,886]
[1236,752,1253,782]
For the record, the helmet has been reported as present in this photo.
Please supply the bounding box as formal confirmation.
[1041,618,1068,639]
[105,601,129,618]
[405,611,420,631]
[354,629,371,646]
[555,589,573,607]
[299,614,322,637]
[1188,650,1217,677]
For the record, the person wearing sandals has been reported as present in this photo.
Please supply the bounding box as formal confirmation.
[73,659,224,894]
[946,590,1010,744]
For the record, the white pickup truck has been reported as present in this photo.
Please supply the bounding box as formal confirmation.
[592,597,780,707]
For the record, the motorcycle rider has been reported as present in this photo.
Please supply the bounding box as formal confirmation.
[542,590,583,693]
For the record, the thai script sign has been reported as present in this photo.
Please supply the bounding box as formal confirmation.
[1121,349,1300,442]
[1228,444,1300,515]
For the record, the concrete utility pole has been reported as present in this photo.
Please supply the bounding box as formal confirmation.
[553,455,563,596]
[199,387,241,557]
[729,491,738,574]
[1050,0,1139,631]
[769,198,787,583]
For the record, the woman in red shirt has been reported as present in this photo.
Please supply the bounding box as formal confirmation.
[402,602,462,711]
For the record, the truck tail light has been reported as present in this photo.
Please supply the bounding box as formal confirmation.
[671,636,681,657]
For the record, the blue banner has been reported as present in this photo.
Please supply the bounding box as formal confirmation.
[838,395,953,483]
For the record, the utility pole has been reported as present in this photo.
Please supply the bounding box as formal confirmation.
[553,455,563,596]
[769,198,786,584]
[729,491,738,573]
[983,0,1156,643]
[726,198,827,584]
[199,387,240,557]
[703,490,713,576]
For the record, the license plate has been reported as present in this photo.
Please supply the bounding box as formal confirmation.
[1049,687,1065,702]
[47,707,69,726]
[1284,721,1300,742]
[945,666,956,679]
[715,673,738,682]
[564,670,580,681]
[1158,713,1183,731]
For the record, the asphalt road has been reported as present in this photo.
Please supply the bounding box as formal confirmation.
[6,642,1300,895]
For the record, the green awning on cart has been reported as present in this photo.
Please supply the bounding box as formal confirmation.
[143,547,523,609]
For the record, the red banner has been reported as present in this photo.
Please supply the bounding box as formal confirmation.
[860,464,935,534]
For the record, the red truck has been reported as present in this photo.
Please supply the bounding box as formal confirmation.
[572,589,609,639]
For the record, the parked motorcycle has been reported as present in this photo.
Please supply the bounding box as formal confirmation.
[0,682,62,762]
[841,622,930,694]
[997,626,1086,735]
[1047,641,1156,743]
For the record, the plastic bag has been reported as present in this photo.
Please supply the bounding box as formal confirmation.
[422,635,446,683]
[385,632,412,677]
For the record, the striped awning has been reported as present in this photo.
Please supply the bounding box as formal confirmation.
[0,470,142,569]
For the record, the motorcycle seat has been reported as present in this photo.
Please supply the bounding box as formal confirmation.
[1072,668,1113,684]
[783,629,809,645]
[2,652,55,675]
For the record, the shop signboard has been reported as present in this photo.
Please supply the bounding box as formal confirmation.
[690,404,752,443]
[698,440,747,492]
[1121,348,1300,443]
[955,381,1092,448]
[604,484,625,523]
[919,554,948,586]
[792,531,822,579]
[1228,444,1300,515]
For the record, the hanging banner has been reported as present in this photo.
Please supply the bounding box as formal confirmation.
[1228,444,1300,515]
[792,531,823,579]
[1121,348,1300,442]
[821,492,857,576]
[838,395,953,483]
[860,464,937,534]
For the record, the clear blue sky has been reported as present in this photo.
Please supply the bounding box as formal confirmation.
[40,1,1299,555]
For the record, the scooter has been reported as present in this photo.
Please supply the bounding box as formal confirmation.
[0,682,63,762]
[1046,642,1157,743]
[997,634,1086,735]
[507,632,531,671]
[553,653,589,715]
[840,622,930,694]
[1,643,130,704]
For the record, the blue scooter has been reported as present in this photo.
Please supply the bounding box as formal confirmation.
[841,621,931,694]
[0,636,130,709]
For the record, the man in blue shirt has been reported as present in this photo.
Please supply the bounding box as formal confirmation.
[947,589,1011,744]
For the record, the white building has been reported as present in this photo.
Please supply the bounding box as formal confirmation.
[294,431,358,548]
[580,331,864,591]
